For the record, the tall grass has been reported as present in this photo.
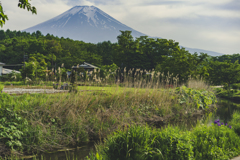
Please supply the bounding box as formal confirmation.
[0,69,217,157]
[187,78,211,91]
[87,123,240,160]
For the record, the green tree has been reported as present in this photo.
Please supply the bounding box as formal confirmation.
[115,30,143,70]
[20,57,38,80]
[29,53,48,79]
[46,40,62,69]
[207,60,240,89]
[100,63,118,78]
[0,0,37,27]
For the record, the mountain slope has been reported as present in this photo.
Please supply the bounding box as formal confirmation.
[182,47,223,56]
[24,5,146,43]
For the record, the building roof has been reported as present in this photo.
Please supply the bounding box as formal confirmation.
[72,62,98,69]
[2,68,20,74]
[0,62,5,65]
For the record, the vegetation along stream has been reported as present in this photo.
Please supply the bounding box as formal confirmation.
[24,98,240,160]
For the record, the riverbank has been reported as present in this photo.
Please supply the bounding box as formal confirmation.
[86,111,240,160]
[0,83,217,158]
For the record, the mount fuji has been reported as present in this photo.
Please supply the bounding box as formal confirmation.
[24,5,223,56]
[24,5,146,43]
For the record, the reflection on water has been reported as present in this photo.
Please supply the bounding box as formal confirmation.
[211,99,240,124]
[32,99,240,160]
[33,142,95,160]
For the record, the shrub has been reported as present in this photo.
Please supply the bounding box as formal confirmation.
[152,126,194,160]
[0,107,28,150]
[90,125,194,160]
[176,86,217,109]
[229,111,240,136]
[0,92,13,107]
[0,84,4,92]
[191,124,240,159]
[87,124,240,160]
[102,125,154,160]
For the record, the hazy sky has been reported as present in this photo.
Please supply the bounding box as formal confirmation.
[1,0,240,54]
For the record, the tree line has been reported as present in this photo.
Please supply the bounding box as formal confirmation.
[0,29,240,87]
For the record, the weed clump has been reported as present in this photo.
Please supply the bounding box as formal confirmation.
[229,111,240,136]
[87,124,240,160]
[0,84,4,92]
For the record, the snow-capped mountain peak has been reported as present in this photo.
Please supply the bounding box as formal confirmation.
[24,5,145,43]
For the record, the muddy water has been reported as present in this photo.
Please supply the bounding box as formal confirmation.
[33,142,95,160]
[32,99,240,160]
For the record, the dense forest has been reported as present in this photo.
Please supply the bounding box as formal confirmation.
[0,29,239,86]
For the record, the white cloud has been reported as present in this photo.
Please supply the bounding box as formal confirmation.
[2,0,71,30]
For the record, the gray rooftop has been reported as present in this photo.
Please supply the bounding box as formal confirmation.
[72,62,98,69]
[2,68,20,74]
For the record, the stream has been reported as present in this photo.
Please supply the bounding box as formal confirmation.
[30,99,240,160]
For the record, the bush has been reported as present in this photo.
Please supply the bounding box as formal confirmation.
[102,125,154,160]
[87,124,240,160]
[176,86,217,110]
[0,84,4,92]
[152,126,193,160]
[229,111,240,136]
[2,81,25,86]
[0,107,28,150]
[0,92,13,107]
[191,124,240,159]
[90,125,194,160]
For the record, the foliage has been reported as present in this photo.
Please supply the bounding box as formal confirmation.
[0,0,37,27]
[0,71,22,82]
[191,124,240,159]
[0,30,217,84]
[214,87,240,100]
[20,57,37,80]
[100,63,118,78]
[176,86,217,109]
[0,78,217,157]
[212,53,240,64]
[207,60,240,87]
[0,29,239,86]
[94,125,193,160]
[87,124,240,160]
[0,106,28,150]
[213,119,232,128]
[0,81,25,86]
[159,52,209,83]
[102,125,155,160]
[19,55,48,80]
[229,111,240,136]
[0,84,3,92]
[152,126,193,160]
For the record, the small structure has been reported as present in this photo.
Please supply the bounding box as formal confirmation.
[67,62,98,77]
[0,62,5,76]
[72,62,98,71]
[2,68,20,75]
